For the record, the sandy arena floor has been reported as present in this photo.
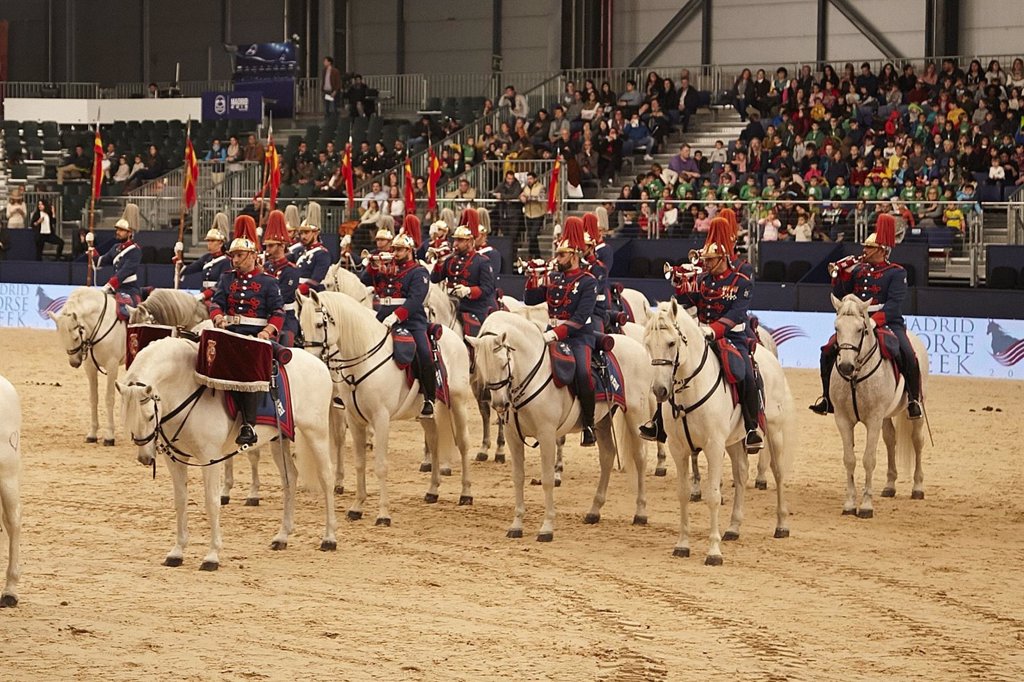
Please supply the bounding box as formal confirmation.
[0,328,1022,681]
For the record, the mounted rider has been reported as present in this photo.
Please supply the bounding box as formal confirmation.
[811,213,923,419]
[208,229,285,446]
[716,207,754,279]
[176,212,231,301]
[420,218,452,264]
[91,203,142,304]
[294,201,332,296]
[368,230,437,419]
[581,213,610,333]
[262,209,300,347]
[430,208,497,337]
[284,204,304,262]
[474,207,502,275]
[524,217,598,447]
[642,229,764,453]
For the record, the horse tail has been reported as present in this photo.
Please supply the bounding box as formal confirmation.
[292,435,334,492]
[894,413,916,477]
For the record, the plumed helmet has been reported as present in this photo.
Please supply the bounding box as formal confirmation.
[300,201,322,231]
[114,218,133,231]
[375,227,395,241]
[705,216,737,259]
[476,207,491,235]
[233,215,260,249]
[452,225,474,240]
[212,212,230,234]
[227,237,257,254]
[119,203,141,232]
[391,232,416,250]
[700,240,730,259]
[864,213,897,249]
[262,210,290,245]
[581,213,601,246]
[402,214,423,248]
[204,228,227,242]
[458,207,480,239]
[557,217,587,254]
[284,204,302,232]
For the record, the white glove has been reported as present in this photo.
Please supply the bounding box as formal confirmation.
[699,325,716,342]
[365,285,376,297]
[193,292,206,302]
[543,329,558,344]
[452,284,471,298]
[382,313,400,328]
[85,232,95,245]
[102,283,114,294]
[174,241,184,253]
[340,234,351,248]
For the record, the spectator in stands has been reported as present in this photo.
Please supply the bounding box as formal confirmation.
[56,143,91,185]
[599,81,617,107]
[244,134,264,163]
[382,185,405,219]
[125,144,165,191]
[448,177,476,205]
[668,144,701,184]
[361,180,388,210]
[548,106,571,147]
[5,189,26,229]
[225,135,243,173]
[491,170,522,236]
[731,69,754,122]
[359,200,381,227]
[240,197,263,223]
[518,172,545,258]
[322,57,342,118]
[112,155,131,186]
[617,79,643,111]
[147,82,159,98]
[204,139,227,187]
[622,113,655,162]
[498,85,529,122]
[31,199,63,261]
[598,126,623,185]
[345,73,369,117]
[126,153,146,186]
[408,115,434,147]
[675,75,699,133]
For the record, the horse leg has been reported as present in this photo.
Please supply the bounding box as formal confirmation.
[754,447,770,490]
[307,427,339,550]
[84,363,99,442]
[269,441,297,548]
[220,457,235,505]
[506,425,527,538]
[837,415,859,515]
[494,415,506,464]
[911,422,926,499]
[704,441,726,565]
[199,463,224,569]
[881,418,898,497]
[476,391,492,462]
[371,414,392,525]
[654,441,668,477]
[689,450,702,502]
[330,406,347,495]
[625,416,648,524]
[163,460,189,567]
[0,473,21,606]
[102,366,118,445]
[723,443,748,541]
[584,422,617,524]
[450,400,473,505]
[767,422,790,538]
[245,450,261,506]
[536,434,559,542]
[348,421,369,521]
[422,418,442,505]
[859,421,882,518]
[670,444,692,557]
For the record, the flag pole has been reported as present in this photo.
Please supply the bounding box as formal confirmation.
[86,114,101,286]
[174,118,191,289]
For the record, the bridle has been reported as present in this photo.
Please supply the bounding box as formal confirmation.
[64,294,122,374]
[833,312,884,423]
[477,329,553,448]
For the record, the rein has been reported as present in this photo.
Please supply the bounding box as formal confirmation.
[834,317,884,423]
[479,330,554,449]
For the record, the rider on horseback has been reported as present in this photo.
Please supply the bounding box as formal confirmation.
[430,209,497,337]
[580,213,610,334]
[262,210,300,347]
[208,234,285,446]
[368,231,437,419]
[175,212,230,301]
[525,217,599,447]
[420,218,451,263]
[294,201,331,296]
[474,208,503,275]
[811,214,923,419]
[90,206,142,304]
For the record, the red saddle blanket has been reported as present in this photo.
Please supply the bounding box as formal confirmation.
[391,324,451,406]
[547,342,627,411]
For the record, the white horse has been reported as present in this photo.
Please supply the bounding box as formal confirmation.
[117,337,337,568]
[296,290,474,524]
[830,294,928,517]
[643,300,794,565]
[323,263,375,307]
[49,287,126,445]
[466,312,654,541]
[0,375,22,607]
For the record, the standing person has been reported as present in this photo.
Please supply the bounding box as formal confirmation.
[5,189,27,229]
[31,199,63,261]
[176,216,231,300]
[262,210,300,347]
[208,235,285,446]
[431,209,497,338]
[524,220,598,447]
[474,207,502,275]
[810,214,922,419]
[293,202,331,296]
[91,217,141,301]
[518,172,546,259]
[491,170,522,236]
[322,56,342,118]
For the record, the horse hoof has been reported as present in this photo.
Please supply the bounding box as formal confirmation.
[85,436,98,444]
[475,452,489,462]
[911,490,925,500]
[583,513,600,525]
[506,529,523,539]
[704,555,724,566]
[857,509,874,519]
[536,532,554,542]
[334,485,344,495]
[494,454,506,464]
[880,488,896,498]
[554,479,562,488]
[654,467,667,477]
[375,517,391,527]
[347,510,362,521]
[672,547,690,558]
[458,495,473,506]
[689,493,702,503]
[199,561,219,571]
[723,531,740,541]
[440,467,452,477]
[162,556,183,567]
[774,528,790,539]
[754,480,768,490]
[102,439,115,447]
[220,496,230,506]
[0,594,17,608]
[418,462,432,473]
[244,498,260,507]
[424,493,439,504]
[530,478,541,486]
[841,508,857,516]
[320,540,337,551]
[270,540,287,551]
[632,515,648,526]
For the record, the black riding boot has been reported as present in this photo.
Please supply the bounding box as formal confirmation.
[901,350,923,420]
[578,384,597,447]
[418,360,437,419]
[810,346,836,415]
[741,375,763,453]
[235,391,260,445]
[639,403,667,443]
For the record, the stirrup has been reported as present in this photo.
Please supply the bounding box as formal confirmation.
[809,396,832,415]
[907,400,923,420]
[418,400,435,420]
[744,429,764,454]
[580,426,597,447]
[638,420,659,442]
[236,423,258,446]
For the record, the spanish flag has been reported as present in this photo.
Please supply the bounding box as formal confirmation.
[91,124,103,200]
[264,128,280,209]
[183,121,199,209]
[427,147,442,211]
[546,158,561,214]
[341,142,355,209]
[403,157,416,215]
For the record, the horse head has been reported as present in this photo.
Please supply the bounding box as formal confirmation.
[643,299,690,402]
[465,330,513,413]
[296,290,335,360]
[833,294,873,377]
[126,303,151,325]
[50,308,85,368]
[987,319,999,336]
[115,380,159,466]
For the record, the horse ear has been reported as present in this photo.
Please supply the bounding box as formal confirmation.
[498,331,507,346]
[124,305,137,317]
[670,298,679,318]
[144,385,152,396]
[46,310,59,322]
[830,293,843,311]
[309,289,321,305]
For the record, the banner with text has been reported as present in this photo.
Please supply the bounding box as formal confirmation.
[0,283,194,329]
[201,91,262,120]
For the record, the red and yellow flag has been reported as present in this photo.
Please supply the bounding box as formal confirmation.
[546,159,561,214]
[91,125,103,200]
[183,132,199,209]
[427,147,442,211]
[403,158,416,215]
[341,143,355,210]
[264,130,281,209]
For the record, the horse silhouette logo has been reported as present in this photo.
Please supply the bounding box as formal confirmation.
[759,321,809,347]
[987,320,1024,367]
[36,286,67,320]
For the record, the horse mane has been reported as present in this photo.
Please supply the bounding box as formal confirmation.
[124,336,197,386]
[836,294,868,318]
[136,289,206,327]
[63,286,105,317]
[479,310,545,344]
[320,291,384,352]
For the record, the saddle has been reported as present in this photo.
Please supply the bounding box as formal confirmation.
[712,337,766,429]
[223,362,296,440]
[112,291,142,322]
[391,323,451,406]
[548,334,627,410]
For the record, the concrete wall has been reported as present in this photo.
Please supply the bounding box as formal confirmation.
[960,0,1024,57]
